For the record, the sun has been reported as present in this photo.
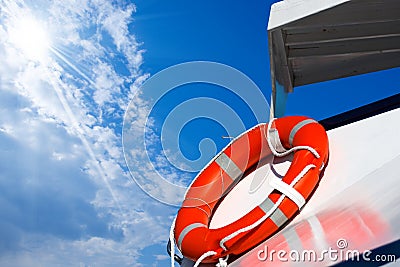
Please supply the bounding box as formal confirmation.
[9,16,51,62]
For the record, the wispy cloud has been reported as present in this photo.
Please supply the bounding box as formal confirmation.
[0,0,174,266]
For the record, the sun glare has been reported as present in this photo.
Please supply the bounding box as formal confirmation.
[9,17,51,62]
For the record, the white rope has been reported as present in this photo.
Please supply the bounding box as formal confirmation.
[216,255,229,267]
[170,216,177,267]
[266,118,320,159]
[193,251,217,267]
[219,164,316,251]
[170,217,226,267]
[269,176,306,209]
[319,161,325,171]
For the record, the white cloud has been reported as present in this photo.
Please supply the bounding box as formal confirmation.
[0,0,176,266]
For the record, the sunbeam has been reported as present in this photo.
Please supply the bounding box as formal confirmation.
[50,46,97,87]
[46,68,124,214]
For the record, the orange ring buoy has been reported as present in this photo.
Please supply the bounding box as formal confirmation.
[174,116,329,263]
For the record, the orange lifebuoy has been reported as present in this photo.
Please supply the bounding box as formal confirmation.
[173,116,329,264]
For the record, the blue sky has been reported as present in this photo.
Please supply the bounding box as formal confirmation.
[0,0,399,266]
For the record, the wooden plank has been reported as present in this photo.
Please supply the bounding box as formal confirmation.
[269,29,293,92]
[285,20,400,46]
[288,36,400,58]
[291,51,400,86]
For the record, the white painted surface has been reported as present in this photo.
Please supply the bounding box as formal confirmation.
[268,0,349,30]
[299,108,400,218]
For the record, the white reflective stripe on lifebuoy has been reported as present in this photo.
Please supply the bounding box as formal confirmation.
[259,197,288,227]
[178,223,207,250]
[269,177,306,209]
[215,152,242,181]
[288,119,317,147]
[268,128,287,153]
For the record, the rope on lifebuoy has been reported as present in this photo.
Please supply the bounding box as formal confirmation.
[169,217,178,266]
[218,163,316,251]
[169,217,227,267]
[192,251,217,267]
[192,252,228,267]
[266,118,320,159]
